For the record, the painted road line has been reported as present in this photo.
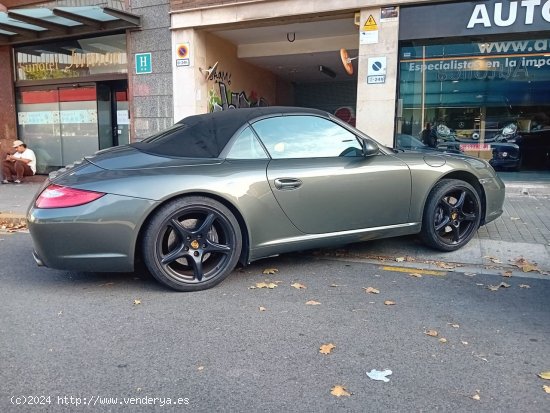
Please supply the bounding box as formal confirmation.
[381,266,446,276]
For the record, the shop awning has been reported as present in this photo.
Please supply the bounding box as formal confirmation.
[0,6,141,46]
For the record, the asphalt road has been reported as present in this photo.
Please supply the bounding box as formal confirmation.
[1,233,549,412]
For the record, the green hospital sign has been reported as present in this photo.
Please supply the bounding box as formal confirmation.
[135,53,152,74]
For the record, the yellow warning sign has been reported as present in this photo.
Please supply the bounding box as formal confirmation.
[363,15,378,31]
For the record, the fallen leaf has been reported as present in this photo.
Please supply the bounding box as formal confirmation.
[543,385,550,393]
[306,300,321,305]
[133,299,141,305]
[384,300,396,306]
[461,341,469,345]
[409,273,423,278]
[395,257,405,262]
[472,394,480,401]
[330,385,351,397]
[487,282,510,291]
[255,282,277,289]
[448,323,460,328]
[512,257,540,273]
[425,330,438,337]
[366,369,392,382]
[291,282,306,289]
[263,268,279,275]
[538,371,550,380]
[521,264,539,272]
[436,261,457,269]
[319,343,336,355]
[439,338,448,343]
[363,287,380,294]
[259,306,266,312]
[474,353,488,362]
[501,270,513,278]
[519,284,531,289]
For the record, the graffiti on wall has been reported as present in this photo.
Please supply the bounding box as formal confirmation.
[205,63,269,112]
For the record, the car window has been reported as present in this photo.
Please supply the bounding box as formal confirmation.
[226,127,269,159]
[251,115,363,159]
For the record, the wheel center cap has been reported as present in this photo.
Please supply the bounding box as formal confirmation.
[190,240,200,250]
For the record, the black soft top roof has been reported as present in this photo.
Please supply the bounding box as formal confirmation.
[132,106,328,158]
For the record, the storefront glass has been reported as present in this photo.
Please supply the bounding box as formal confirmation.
[15,34,127,81]
[14,35,128,173]
[16,86,99,174]
[398,36,550,170]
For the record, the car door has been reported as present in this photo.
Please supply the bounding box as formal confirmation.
[251,114,412,234]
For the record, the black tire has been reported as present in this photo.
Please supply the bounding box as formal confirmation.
[142,196,242,291]
[420,179,481,252]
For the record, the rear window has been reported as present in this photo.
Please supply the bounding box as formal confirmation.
[132,121,226,158]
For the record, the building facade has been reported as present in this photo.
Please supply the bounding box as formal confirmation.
[0,0,172,173]
[1,0,550,173]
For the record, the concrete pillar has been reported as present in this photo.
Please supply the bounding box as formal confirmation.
[355,7,400,147]
[0,45,17,153]
[172,28,208,121]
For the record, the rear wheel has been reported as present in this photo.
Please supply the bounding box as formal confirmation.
[142,196,242,291]
[420,179,481,251]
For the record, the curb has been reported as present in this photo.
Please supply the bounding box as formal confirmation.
[315,254,550,281]
[0,213,27,228]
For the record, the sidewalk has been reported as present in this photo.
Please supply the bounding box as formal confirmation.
[0,176,46,227]
[1,172,549,278]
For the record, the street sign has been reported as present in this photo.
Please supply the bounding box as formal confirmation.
[360,14,379,44]
[135,53,152,74]
[367,56,387,84]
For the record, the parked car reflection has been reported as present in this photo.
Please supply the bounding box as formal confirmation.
[395,133,461,154]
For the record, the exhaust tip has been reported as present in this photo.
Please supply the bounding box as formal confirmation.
[32,250,45,267]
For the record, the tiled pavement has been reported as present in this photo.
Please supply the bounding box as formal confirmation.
[479,194,550,245]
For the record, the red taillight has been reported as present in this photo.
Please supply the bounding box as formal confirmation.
[35,184,106,209]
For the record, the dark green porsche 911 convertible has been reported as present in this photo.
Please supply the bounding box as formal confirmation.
[28,107,505,291]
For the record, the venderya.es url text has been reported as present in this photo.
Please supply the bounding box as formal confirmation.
[10,395,190,407]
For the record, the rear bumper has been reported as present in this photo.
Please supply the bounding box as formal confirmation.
[28,194,156,272]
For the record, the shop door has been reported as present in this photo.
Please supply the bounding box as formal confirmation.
[97,81,129,149]
[16,85,99,174]
[17,82,128,174]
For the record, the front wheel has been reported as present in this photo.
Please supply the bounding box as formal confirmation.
[142,196,242,291]
[420,179,481,251]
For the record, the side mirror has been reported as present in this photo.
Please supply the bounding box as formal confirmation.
[362,139,379,156]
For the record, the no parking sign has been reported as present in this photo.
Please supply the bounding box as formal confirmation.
[367,56,386,84]
[175,43,190,67]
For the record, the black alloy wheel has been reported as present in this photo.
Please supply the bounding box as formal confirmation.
[420,179,481,251]
[143,196,242,291]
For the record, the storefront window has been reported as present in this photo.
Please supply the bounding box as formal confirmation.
[16,87,99,174]
[15,34,127,81]
[398,36,550,170]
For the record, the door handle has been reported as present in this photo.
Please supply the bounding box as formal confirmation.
[274,178,302,190]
